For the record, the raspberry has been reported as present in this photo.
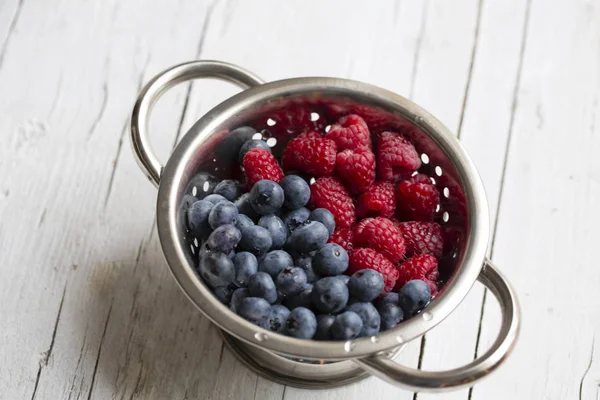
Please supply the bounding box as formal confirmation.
[376,132,421,181]
[328,228,354,253]
[297,130,323,140]
[398,221,443,258]
[353,218,406,264]
[243,148,284,189]
[396,175,440,221]
[282,135,337,177]
[347,248,399,296]
[409,173,433,185]
[269,106,323,134]
[335,147,376,194]
[356,181,396,218]
[395,254,439,295]
[310,176,356,228]
[326,114,371,151]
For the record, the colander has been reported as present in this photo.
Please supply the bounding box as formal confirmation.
[130,60,520,391]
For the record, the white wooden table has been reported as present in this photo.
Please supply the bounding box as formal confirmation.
[1,0,599,399]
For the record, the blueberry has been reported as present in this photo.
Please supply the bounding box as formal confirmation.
[346,302,381,337]
[232,252,258,287]
[215,126,257,162]
[198,251,235,288]
[185,172,218,200]
[248,272,278,304]
[267,305,290,333]
[377,292,400,307]
[238,297,271,328]
[259,250,293,278]
[204,194,228,204]
[311,276,349,313]
[330,311,363,340]
[314,314,336,340]
[208,201,239,229]
[238,139,271,163]
[347,270,384,302]
[249,180,285,216]
[376,298,404,331]
[283,307,317,339]
[186,200,214,238]
[279,175,310,210]
[282,207,310,233]
[239,225,273,259]
[206,224,241,253]
[275,267,308,296]
[230,288,250,313]
[234,193,260,221]
[295,255,321,283]
[313,244,349,276]
[236,214,255,230]
[285,221,329,254]
[283,284,313,310]
[309,208,335,235]
[213,286,234,305]
[335,275,350,285]
[258,215,287,249]
[398,280,432,314]
[213,179,243,201]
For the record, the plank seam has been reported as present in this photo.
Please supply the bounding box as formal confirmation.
[0,0,25,71]
[86,300,114,400]
[408,0,429,100]
[579,337,595,400]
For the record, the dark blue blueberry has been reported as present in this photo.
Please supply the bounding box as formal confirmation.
[238,297,271,328]
[249,180,285,216]
[347,269,385,302]
[185,172,218,200]
[398,280,432,314]
[215,126,257,163]
[204,194,228,205]
[248,272,278,304]
[232,252,258,287]
[266,305,291,333]
[309,208,336,235]
[213,179,243,201]
[206,224,241,253]
[186,200,214,238]
[238,225,273,259]
[285,221,329,254]
[208,201,239,229]
[198,251,235,289]
[238,139,271,163]
[234,193,260,221]
[377,292,400,307]
[346,302,381,337]
[335,275,350,285]
[283,284,313,310]
[275,267,308,296]
[311,277,349,314]
[313,244,349,276]
[236,214,255,230]
[279,175,310,210]
[259,250,293,278]
[258,215,287,249]
[376,297,404,331]
[330,311,363,340]
[282,207,310,233]
[314,314,336,340]
[295,255,321,283]
[283,307,317,339]
[213,286,234,305]
[230,288,250,313]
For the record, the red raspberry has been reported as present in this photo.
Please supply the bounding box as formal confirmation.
[243,148,284,189]
[354,218,370,238]
[282,135,337,177]
[356,181,396,218]
[395,254,439,295]
[335,147,375,194]
[269,106,323,134]
[398,221,443,258]
[347,248,399,296]
[310,176,356,228]
[353,217,406,264]
[376,132,421,181]
[326,114,371,151]
[328,228,354,253]
[396,175,440,221]
[409,173,433,185]
[297,130,323,140]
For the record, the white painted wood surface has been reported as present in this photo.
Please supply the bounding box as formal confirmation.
[0,0,598,399]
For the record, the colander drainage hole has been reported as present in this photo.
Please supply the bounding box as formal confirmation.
[266,118,276,126]
[325,125,331,132]
[442,211,449,223]
[443,187,450,198]
[266,137,277,147]
[310,112,320,121]
[420,153,430,164]
[252,132,263,140]
[435,166,443,176]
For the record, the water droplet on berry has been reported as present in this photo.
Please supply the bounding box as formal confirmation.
[422,312,433,321]
[254,332,269,342]
[344,341,355,352]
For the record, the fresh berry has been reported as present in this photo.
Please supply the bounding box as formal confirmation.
[285,221,329,254]
[295,255,321,283]
[258,215,287,249]
[311,277,349,313]
[356,181,396,219]
[270,106,319,134]
[206,224,241,253]
[335,147,376,194]
[259,250,294,278]
[213,179,243,201]
[395,254,439,295]
[347,248,399,296]
[215,126,256,163]
[282,134,337,176]
[398,280,432,314]
[243,149,284,189]
[232,252,258,287]
[348,270,385,302]
[213,285,234,305]
[309,208,336,235]
[208,201,239,229]
[230,288,250,313]
[376,294,405,331]
[398,221,443,258]
[353,218,406,264]
[238,225,273,258]
[249,180,285,216]
[313,244,349,276]
[335,274,350,285]
[198,251,235,289]
[377,292,400,307]
[326,114,371,151]
[309,176,356,228]
[187,200,213,238]
[396,175,440,221]
[234,193,260,221]
[280,175,311,210]
[204,194,228,204]
[376,131,421,181]
[267,305,291,333]
[236,214,255,230]
[282,207,310,233]
[185,172,218,200]
[276,267,308,296]
[283,284,313,310]
[238,297,271,328]
[328,228,354,253]
[283,307,317,339]
[238,139,271,163]
[330,311,363,340]
[346,302,380,337]
[314,314,336,340]
[248,272,278,304]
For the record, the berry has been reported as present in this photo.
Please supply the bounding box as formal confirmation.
[270,106,320,134]
[377,292,400,307]
[185,172,218,200]
[280,175,311,210]
[232,252,258,287]
[198,251,235,289]
[258,215,287,250]
[376,295,404,331]
[213,286,234,305]
[208,201,239,229]
[213,179,243,201]
[248,272,278,304]
[186,200,213,238]
[328,228,354,253]
[398,221,444,258]
[234,193,260,221]
[243,149,284,189]
[311,277,349,313]
[238,225,273,258]
[309,208,336,235]
[326,114,371,151]
[230,288,250,313]
[353,218,406,264]
[309,176,356,229]
[215,126,256,163]
[267,305,291,333]
[206,224,241,253]
[282,134,337,176]
[284,307,317,339]
[295,255,321,283]
[238,139,271,164]
[398,280,432,314]
[356,181,396,219]
[314,314,336,340]
[396,175,440,221]
[313,244,349,276]
[282,207,310,233]
[238,297,271,327]
[285,221,329,254]
[376,131,421,181]
[284,284,313,310]
[249,180,285,216]
[347,248,399,296]
[346,302,380,337]
[335,274,350,285]
[276,267,308,296]
[204,194,228,204]
[330,311,363,340]
[348,270,385,302]
[236,214,255,230]
[395,255,439,295]
[259,250,294,278]
[335,147,376,194]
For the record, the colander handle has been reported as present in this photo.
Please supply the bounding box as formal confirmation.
[354,260,520,392]
[130,61,264,186]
